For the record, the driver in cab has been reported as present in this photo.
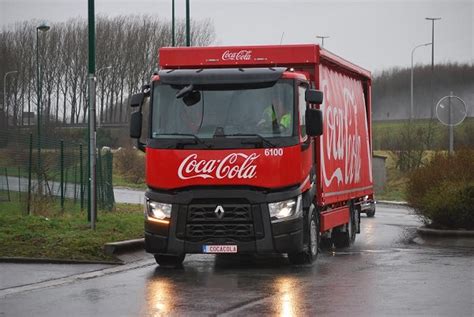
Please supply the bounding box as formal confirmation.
[258,96,292,132]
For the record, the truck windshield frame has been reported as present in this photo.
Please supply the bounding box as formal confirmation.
[148,79,299,149]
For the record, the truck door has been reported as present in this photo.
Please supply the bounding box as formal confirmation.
[297,83,314,191]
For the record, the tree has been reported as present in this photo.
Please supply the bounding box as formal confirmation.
[0,15,216,128]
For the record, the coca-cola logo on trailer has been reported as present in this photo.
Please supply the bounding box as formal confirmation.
[320,65,372,188]
[178,153,260,180]
[221,50,252,61]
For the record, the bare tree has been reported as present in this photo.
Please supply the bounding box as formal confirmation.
[0,15,216,129]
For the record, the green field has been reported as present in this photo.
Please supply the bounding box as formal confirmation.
[0,193,144,261]
[373,117,474,150]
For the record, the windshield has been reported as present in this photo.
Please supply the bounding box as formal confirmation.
[151,80,294,141]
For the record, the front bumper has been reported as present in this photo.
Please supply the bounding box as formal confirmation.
[144,187,304,255]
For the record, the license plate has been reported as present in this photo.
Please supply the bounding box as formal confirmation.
[202,245,238,253]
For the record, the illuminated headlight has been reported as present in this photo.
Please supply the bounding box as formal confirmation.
[146,200,172,220]
[268,195,302,222]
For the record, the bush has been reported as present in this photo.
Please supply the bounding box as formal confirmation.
[114,147,145,184]
[407,150,474,229]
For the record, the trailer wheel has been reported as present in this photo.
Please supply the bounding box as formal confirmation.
[333,202,356,248]
[154,254,185,268]
[288,205,319,265]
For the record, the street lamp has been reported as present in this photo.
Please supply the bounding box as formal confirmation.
[36,22,50,191]
[3,70,18,124]
[316,35,330,48]
[410,43,431,121]
[425,17,441,119]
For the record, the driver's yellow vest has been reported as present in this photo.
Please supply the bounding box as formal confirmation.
[263,106,291,129]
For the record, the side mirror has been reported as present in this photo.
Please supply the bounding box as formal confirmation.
[305,89,324,104]
[142,84,151,95]
[130,111,143,139]
[305,108,323,137]
[130,93,145,108]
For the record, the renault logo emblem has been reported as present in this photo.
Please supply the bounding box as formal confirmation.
[214,205,225,219]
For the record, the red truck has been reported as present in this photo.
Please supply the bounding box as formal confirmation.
[129,44,374,267]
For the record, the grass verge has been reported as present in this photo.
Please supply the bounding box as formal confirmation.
[112,174,147,190]
[0,196,144,262]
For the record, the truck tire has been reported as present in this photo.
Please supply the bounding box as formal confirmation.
[333,203,356,248]
[366,204,376,218]
[288,205,319,265]
[154,254,185,268]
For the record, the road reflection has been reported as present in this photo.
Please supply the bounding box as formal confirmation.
[363,218,376,244]
[145,275,176,317]
[274,276,300,317]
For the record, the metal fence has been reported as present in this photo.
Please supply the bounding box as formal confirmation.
[0,129,114,214]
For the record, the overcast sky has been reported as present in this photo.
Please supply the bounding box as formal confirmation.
[1,0,473,72]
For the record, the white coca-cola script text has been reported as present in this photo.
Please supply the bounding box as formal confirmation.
[221,50,252,61]
[178,153,260,180]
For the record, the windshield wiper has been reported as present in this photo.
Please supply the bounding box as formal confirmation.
[159,133,212,148]
[222,133,277,148]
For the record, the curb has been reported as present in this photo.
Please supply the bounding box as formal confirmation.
[0,257,122,265]
[104,238,145,255]
[417,227,474,238]
[377,200,409,206]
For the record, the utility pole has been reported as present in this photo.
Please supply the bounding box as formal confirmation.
[88,0,97,230]
[186,0,190,46]
[172,0,175,46]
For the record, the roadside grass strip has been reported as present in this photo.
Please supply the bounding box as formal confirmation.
[0,199,144,262]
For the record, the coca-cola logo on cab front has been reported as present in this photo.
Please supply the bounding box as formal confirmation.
[178,153,260,180]
[221,50,252,61]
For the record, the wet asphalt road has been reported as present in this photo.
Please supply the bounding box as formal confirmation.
[1,204,473,316]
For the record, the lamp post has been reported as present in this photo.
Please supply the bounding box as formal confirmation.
[316,35,330,48]
[425,17,441,119]
[36,23,50,192]
[3,70,18,123]
[88,0,97,229]
[410,43,431,121]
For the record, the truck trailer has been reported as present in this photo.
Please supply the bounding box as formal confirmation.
[129,44,374,266]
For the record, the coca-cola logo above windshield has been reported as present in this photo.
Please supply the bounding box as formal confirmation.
[178,153,259,180]
[221,50,252,61]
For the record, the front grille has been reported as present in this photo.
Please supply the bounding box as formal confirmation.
[186,224,254,242]
[187,204,252,223]
[184,203,255,242]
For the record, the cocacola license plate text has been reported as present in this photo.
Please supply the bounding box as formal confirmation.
[202,245,238,253]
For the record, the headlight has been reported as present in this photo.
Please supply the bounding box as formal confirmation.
[268,195,302,221]
[146,200,172,220]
